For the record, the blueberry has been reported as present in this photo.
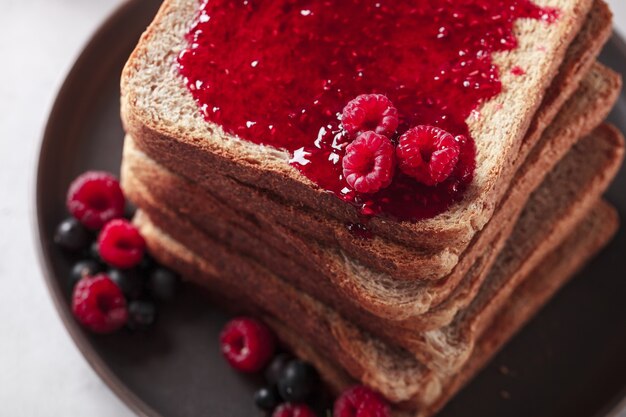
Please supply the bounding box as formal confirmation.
[124,203,137,220]
[54,218,90,252]
[89,241,101,262]
[277,360,319,402]
[254,386,280,411]
[138,253,156,275]
[70,260,103,289]
[147,267,179,301]
[265,353,293,385]
[127,300,157,331]
[108,268,143,299]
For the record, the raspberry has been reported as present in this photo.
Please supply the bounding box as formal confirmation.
[342,132,395,194]
[72,274,128,334]
[396,125,461,186]
[98,219,146,269]
[334,386,391,417]
[341,94,399,138]
[66,171,125,230]
[219,317,276,373]
[272,403,317,417]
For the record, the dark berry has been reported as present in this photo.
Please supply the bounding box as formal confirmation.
[98,219,146,269]
[341,94,398,138]
[72,274,128,334]
[70,260,103,289]
[396,125,461,186]
[124,203,137,220]
[219,317,276,373]
[277,359,319,403]
[54,218,91,252]
[342,131,395,193]
[126,300,157,331]
[108,268,143,300]
[265,353,294,385]
[254,386,280,411]
[66,171,125,230]
[272,403,316,417]
[147,267,179,301]
[89,241,101,262]
[334,385,390,417]
[138,253,156,275]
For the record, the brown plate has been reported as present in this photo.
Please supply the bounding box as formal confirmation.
[35,1,626,416]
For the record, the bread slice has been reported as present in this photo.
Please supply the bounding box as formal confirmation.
[121,0,594,256]
[133,200,618,416]
[124,123,624,378]
[121,63,622,333]
[288,201,619,417]
[124,0,613,283]
[416,202,618,417]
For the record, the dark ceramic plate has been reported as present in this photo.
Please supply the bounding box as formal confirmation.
[35,1,626,416]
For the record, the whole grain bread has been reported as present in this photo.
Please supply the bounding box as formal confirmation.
[124,124,624,376]
[125,1,612,283]
[134,201,618,416]
[416,202,618,417]
[121,0,594,256]
[121,64,622,330]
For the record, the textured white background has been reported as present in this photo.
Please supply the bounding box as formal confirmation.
[0,1,623,416]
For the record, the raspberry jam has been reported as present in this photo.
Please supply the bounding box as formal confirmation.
[178,0,557,221]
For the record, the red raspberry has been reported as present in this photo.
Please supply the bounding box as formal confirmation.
[396,126,461,186]
[342,132,395,194]
[72,274,128,334]
[334,386,391,417]
[341,94,399,138]
[66,171,125,230]
[273,403,317,417]
[219,317,276,373]
[98,219,146,269]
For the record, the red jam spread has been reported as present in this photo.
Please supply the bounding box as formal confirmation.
[178,0,557,221]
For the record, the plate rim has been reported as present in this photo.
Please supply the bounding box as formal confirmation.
[33,0,159,416]
[32,1,626,415]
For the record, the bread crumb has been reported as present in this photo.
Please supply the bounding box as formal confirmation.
[500,390,511,400]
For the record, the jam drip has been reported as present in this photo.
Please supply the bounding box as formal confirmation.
[178,0,557,221]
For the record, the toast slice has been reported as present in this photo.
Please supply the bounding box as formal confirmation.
[134,199,618,416]
[121,63,622,331]
[125,1,612,283]
[121,0,594,255]
[124,124,624,376]
[123,0,611,281]
[270,201,619,417]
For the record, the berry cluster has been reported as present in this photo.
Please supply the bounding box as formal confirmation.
[55,171,179,334]
[57,172,392,414]
[219,317,390,416]
[340,94,462,193]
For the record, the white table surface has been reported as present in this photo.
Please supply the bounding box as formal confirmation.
[0,1,623,415]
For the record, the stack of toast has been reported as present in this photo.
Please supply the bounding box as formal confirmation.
[119,0,624,415]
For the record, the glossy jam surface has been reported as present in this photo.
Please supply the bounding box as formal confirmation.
[178,0,557,221]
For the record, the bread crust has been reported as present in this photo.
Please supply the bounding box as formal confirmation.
[122,64,621,331]
[120,0,595,254]
[133,201,618,415]
[415,202,619,417]
[124,125,624,378]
